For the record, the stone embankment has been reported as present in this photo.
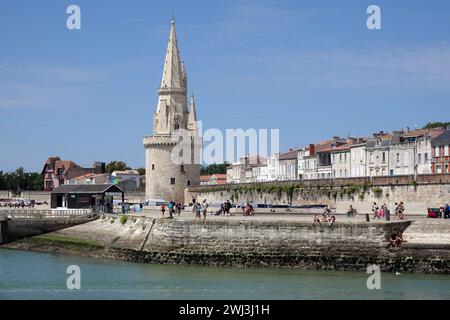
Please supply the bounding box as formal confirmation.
[3,214,449,274]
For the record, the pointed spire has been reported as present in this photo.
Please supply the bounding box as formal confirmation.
[187,94,198,134]
[160,17,184,90]
[189,94,197,122]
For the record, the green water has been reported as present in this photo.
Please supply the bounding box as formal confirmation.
[0,249,449,300]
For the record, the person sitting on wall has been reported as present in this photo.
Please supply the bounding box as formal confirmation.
[243,203,254,216]
[313,213,321,226]
[444,204,450,219]
[247,203,254,216]
[215,204,224,216]
[438,207,444,219]
[389,232,406,247]
[321,205,331,222]
[327,215,336,227]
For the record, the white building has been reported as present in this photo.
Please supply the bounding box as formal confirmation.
[252,164,268,182]
[350,143,366,177]
[226,162,242,183]
[277,149,298,181]
[365,132,394,177]
[389,128,445,176]
[225,156,266,183]
[111,170,141,189]
[297,147,310,180]
[331,144,351,178]
[267,154,279,181]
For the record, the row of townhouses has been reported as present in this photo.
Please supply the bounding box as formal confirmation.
[41,157,141,191]
[226,127,450,183]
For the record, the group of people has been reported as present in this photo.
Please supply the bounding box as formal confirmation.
[0,199,37,208]
[371,202,405,220]
[242,202,255,216]
[372,202,387,219]
[313,205,336,227]
[389,232,406,247]
[214,200,233,216]
[160,201,183,218]
[192,198,209,220]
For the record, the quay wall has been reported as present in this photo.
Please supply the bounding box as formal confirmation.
[186,174,450,215]
[6,216,448,273]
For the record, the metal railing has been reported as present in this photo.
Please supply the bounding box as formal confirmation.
[3,209,95,220]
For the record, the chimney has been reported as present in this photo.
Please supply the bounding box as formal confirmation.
[309,144,315,156]
[93,162,106,174]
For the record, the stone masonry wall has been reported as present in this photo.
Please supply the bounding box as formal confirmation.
[186,174,450,215]
[9,216,449,273]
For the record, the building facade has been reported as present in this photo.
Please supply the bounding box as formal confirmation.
[432,130,450,174]
[277,149,298,181]
[143,18,200,202]
[297,147,309,180]
[200,174,227,185]
[365,132,393,177]
[331,144,351,178]
[225,156,267,183]
[41,157,102,191]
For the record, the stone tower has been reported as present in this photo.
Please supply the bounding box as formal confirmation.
[143,17,200,203]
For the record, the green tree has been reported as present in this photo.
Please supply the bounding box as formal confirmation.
[136,167,145,176]
[0,168,43,191]
[423,122,450,129]
[200,163,229,175]
[105,161,131,174]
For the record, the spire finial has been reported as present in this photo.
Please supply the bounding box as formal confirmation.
[171,13,175,24]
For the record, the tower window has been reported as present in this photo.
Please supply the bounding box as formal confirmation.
[171,178,176,185]
[187,180,191,186]
[181,165,185,173]
[152,164,155,170]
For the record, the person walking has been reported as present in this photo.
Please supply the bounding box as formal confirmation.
[202,199,208,220]
[168,201,174,218]
[398,202,405,220]
[195,202,201,219]
[347,205,355,218]
[160,203,166,218]
[176,202,182,216]
[192,197,196,212]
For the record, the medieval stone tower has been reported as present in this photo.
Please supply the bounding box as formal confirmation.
[143,17,200,202]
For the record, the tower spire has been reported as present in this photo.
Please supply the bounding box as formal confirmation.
[160,16,184,90]
[187,94,198,134]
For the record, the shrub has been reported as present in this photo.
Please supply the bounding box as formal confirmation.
[372,187,383,196]
[120,215,128,225]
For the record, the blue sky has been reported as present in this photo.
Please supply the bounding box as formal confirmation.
[1,0,450,172]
